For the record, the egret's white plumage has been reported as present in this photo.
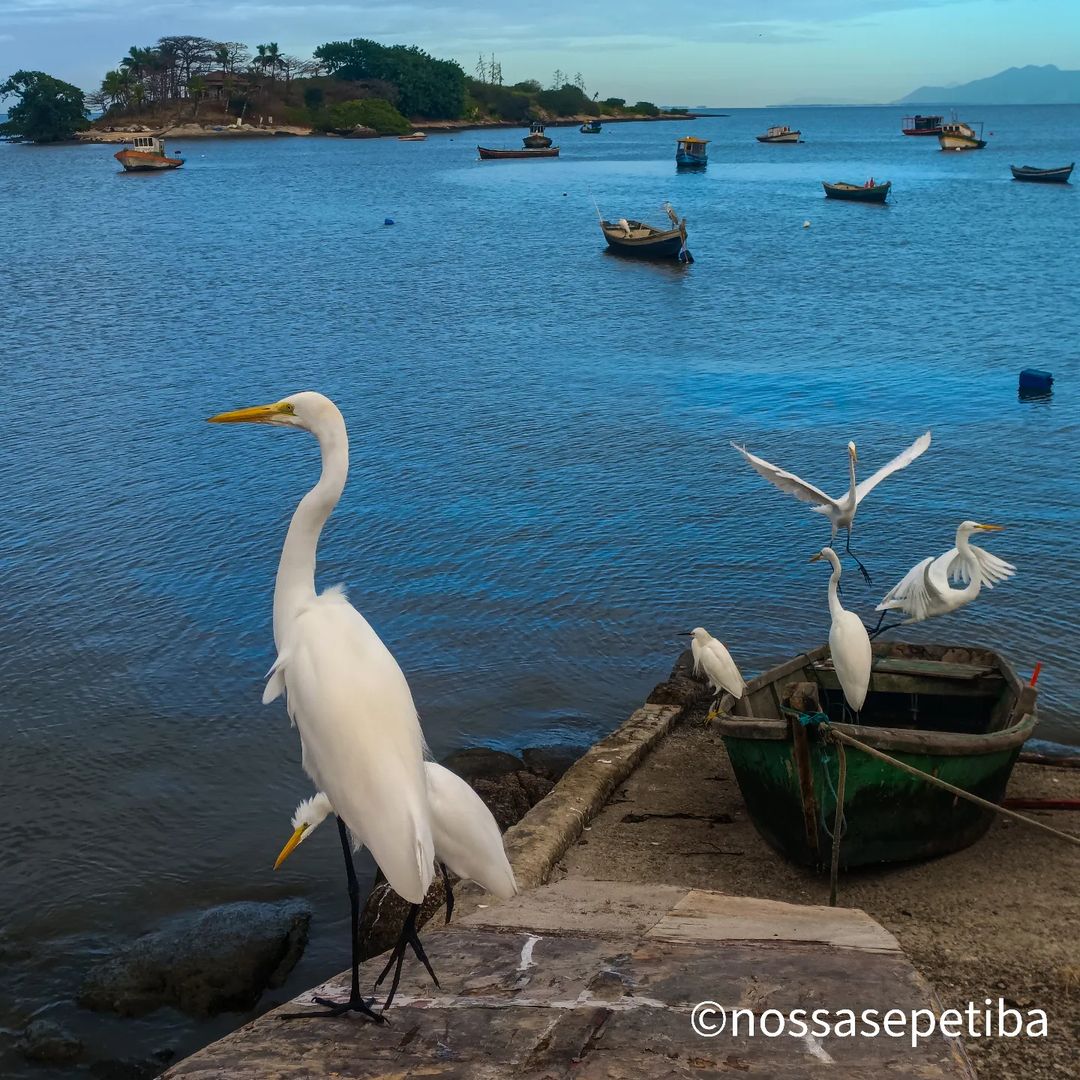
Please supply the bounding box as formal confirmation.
[209,392,434,906]
[279,763,518,901]
[811,547,872,713]
[876,521,1013,624]
[731,432,931,540]
[689,627,746,699]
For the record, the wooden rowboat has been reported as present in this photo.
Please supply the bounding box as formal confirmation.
[823,180,891,203]
[600,203,692,262]
[477,146,560,160]
[712,642,1037,869]
[1010,163,1073,184]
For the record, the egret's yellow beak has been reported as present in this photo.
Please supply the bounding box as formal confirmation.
[976,523,1004,531]
[808,552,824,562]
[274,825,307,870]
[208,401,295,424]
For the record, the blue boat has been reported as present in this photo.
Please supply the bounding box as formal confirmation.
[675,136,708,168]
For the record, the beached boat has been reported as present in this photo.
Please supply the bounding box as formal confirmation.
[675,136,708,168]
[523,121,553,149]
[477,146,560,160]
[712,641,1037,868]
[902,114,944,136]
[398,132,427,141]
[580,119,602,134]
[939,119,986,151]
[756,124,801,144]
[600,203,692,262]
[1010,163,1073,184]
[822,179,891,203]
[114,135,183,172]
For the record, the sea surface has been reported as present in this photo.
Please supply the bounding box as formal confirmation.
[1,104,1078,1074]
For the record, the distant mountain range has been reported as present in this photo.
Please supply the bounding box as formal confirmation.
[896,65,1080,105]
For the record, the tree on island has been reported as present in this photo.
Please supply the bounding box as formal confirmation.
[0,70,89,142]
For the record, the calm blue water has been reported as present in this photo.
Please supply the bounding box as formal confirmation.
[1,105,1078,1072]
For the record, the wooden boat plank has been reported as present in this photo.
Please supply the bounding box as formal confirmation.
[814,667,1003,699]
[814,655,997,679]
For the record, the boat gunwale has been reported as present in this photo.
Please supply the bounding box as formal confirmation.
[713,641,1036,755]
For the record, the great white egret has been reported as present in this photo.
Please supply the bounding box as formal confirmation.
[209,392,434,1022]
[873,521,1014,634]
[810,547,872,714]
[731,432,932,583]
[682,627,745,706]
[276,762,518,1007]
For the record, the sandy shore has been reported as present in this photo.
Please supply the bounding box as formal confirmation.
[556,699,1080,1080]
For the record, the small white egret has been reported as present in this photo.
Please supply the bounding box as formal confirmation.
[682,627,746,704]
[731,432,932,582]
[874,521,1013,633]
[276,763,517,1005]
[810,547,872,714]
[209,392,435,1022]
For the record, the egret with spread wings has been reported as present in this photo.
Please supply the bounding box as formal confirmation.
[731,432,931,583]
[209,392,435,1023]
[873,521,1014,635]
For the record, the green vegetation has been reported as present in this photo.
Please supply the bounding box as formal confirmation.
[0,70,89,142]
[312,98,411,135]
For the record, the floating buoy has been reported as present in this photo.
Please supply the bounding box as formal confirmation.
[803,220,811,228]
[384,217,395,226]
[1019,368,1053,394]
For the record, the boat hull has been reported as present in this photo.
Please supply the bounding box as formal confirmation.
[601,230,686,260]
[1011,163,1073,184]
[902,128,942,136]
[675,152,707,167]
[756,133,800,143]
[477,146,559,159]
[939,134,986,151]
[822,181,891,203]
[714,642,1037,869]
[523,134,553,148]
[114,149,183,171]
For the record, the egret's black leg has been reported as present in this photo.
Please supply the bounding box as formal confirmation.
[373,904,440,1012]
[440,862,455,925]
[845,529,873,584]
[868,617,903,641]
[282,817,385,1024]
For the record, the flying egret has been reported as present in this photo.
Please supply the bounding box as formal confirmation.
[810,547,872,715]
[873,521,1013,635]
[682,627,745,714]
[209,392,435,1022]
[276,762,518,1007]
[731,432,932,583]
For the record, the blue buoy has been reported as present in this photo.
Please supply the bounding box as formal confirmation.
[1019,368,1053,393]
[384,217,395,226]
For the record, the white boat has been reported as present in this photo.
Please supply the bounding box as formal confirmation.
[938,119,986,151]
[757,125,801,144]
[114,135,184,171]
[398,132,427,141]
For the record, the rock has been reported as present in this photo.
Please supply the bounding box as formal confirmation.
[439,747,525,784]
[647,648,711,707]
[521,744,586,782]
[16,1019,83,1064]
[358,873,449,963]
[472,770,553,830]
[78,900,311,1018]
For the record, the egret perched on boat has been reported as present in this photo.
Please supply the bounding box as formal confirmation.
[731,432,932,582]
[276,762,517,1006]
[208,392,435,1022]
[682,627,745,713]
[810,547,872,715]
[873,522,1014,634]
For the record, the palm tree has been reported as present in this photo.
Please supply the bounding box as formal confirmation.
[100,69,132,113]
[188,75,207,118]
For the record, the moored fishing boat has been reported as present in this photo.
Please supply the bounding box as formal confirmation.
[1010,163,1073,184]
[599,203,692,262]
[902,114,944,136]
[939,119,986,150]
[398,131,427,141]
[580,119,602,134]
[523,120,552,148]
[822,179,891,203]
[477,145,560,160]
[712,641,1037,868]
[675,135,708,168]
[756,124,801,143]
[113,134,183,172]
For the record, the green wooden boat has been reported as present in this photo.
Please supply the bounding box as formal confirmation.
[713,642,1037,869]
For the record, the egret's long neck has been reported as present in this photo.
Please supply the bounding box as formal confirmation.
[273,420,349,647]
[847,453,857,503]
[827,556,844,620]
[953,530,981,600]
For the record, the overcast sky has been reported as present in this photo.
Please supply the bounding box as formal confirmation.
[1,0,1078,105]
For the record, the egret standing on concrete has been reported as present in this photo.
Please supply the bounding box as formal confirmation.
[810,547,872,715]
[209,392,435,1022]
[683,627,746,707]
[873,521,1013,634]
[731,432,931,582]
[276,761,518,1006]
